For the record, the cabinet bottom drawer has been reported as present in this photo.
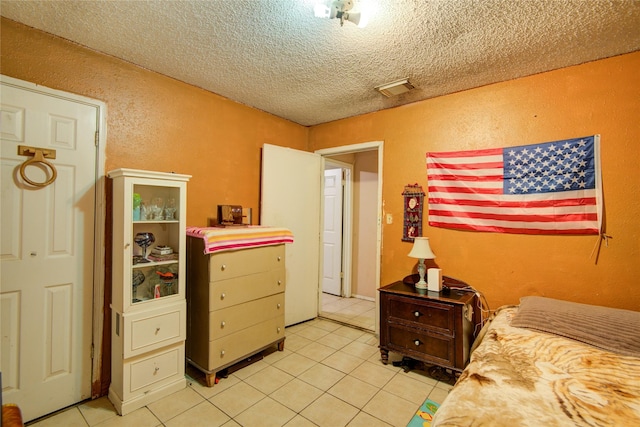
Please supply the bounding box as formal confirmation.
[128,344,184,395]
[208,316,284,371]
[387,324,454,367]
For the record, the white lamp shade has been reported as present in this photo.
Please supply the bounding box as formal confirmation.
[408,237,436,260]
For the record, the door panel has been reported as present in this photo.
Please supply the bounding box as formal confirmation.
[261,144,321,326]
[0,81,97,422]
[322,168,343,296]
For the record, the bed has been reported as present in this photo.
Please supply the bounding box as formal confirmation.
[431,296,640,426]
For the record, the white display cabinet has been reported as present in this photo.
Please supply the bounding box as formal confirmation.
[107,168,191,415]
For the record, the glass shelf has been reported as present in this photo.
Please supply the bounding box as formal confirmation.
[132,259,179,269]
[133,220,180,224]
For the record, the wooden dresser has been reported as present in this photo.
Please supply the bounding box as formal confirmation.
[379,280,477,372]
[186,236,286,386]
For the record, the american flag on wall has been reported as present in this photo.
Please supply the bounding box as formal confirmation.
[426,135,602,235]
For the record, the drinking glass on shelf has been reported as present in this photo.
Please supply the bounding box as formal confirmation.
[165,197,177,220]
[140,201,148,220]
[150,196,164,220]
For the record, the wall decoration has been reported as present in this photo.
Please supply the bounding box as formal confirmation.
[402,183,425,242]
[426,135,603,235]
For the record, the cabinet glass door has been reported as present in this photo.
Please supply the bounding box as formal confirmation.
[130,183,181,304]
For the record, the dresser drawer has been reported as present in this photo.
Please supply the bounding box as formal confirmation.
[122,301,186,358]
[128,344,184,395]
[208,316,285,371]
[209,245,285,281]
[387,323,455,368]
[209,270,285,310]
[210,293,284,340]
[387,294,455,336]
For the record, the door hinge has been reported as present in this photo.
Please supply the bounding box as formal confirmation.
[91,343,94,359]
[94,131,99,146]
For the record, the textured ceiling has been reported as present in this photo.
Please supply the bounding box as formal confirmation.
[2,0,640,126]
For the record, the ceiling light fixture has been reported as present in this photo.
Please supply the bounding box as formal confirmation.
[375,78,415,97]
[314,0,369,28]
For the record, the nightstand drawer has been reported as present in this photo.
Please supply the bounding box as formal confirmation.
[387,295,455,335]
[387,323,454,367]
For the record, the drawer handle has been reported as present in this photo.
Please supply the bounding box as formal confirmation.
[277,256,281,262]
[278,280,282,286]
[153,366,160,375]
[414,311,421,317]
[220,321,226,328]
[414,340,421,346]
[220,293,226,300]
[277,327,281,333]
[220,350,225,357]
[155,327,160,335]
[221,264,226,271]
[277,303,281,309]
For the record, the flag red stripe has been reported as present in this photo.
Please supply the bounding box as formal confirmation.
[428,197,598,208]
[429,209,598,223]
[427,186,503,195]
[427,161,504,170]
[427,148,503,158]
[428,221,599,235]
[427,174,503,182]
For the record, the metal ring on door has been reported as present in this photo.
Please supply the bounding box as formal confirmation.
[18,147,57,187]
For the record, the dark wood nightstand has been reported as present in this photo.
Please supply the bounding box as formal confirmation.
[379,280,478,372]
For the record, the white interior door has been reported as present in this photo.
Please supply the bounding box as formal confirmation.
[261,144,321,326]
[322,168,343,296]
[1,80,97,422]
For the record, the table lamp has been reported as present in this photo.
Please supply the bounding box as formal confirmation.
[407,237,436,290]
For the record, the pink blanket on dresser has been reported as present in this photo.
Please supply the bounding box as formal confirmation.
[186,226,294,254]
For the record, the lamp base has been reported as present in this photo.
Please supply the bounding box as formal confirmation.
[414,281,427,290]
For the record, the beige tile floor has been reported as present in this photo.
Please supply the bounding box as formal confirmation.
[319,293,375,331]
[27,319,452,427]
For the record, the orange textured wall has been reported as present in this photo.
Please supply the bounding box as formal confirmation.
[0,18,308,226]
[309,52,640,312]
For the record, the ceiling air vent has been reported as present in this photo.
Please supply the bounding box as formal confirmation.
[375,78,414,97]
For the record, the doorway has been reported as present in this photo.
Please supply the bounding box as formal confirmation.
[316,142,382,333]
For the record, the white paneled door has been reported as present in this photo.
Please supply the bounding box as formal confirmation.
[261,144,322,326]
[1,79,98,422]
[322,168,343,296]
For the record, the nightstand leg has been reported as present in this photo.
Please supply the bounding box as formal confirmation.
[380,348,389,365]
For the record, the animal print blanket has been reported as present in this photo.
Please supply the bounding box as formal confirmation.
[431,306,640,426]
